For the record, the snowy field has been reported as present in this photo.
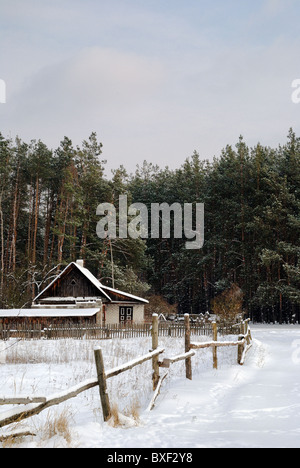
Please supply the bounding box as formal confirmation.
[1,324,300,449]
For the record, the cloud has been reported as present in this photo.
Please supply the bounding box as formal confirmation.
[12,47,164,109]
[2,35,300,174]
[2,47,166,152]
[1,2,300,174]
[262,0,296,15]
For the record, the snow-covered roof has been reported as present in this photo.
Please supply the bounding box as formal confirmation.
[100,284,149,304]
[33,262,149,304]
[75,262,148,303]
[74,262,112,301]
[37,297,99,303]
[33,262,111,303]
[0,308,100,318]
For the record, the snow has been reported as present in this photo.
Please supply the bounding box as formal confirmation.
[0,342,6,364]
[0,308,100,317]
[33,261,148,305]
[1,324,300,448]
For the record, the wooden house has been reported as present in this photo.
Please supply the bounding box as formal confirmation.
[0,260,148,327]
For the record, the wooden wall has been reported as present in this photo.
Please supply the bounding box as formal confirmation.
[38,266,101,300]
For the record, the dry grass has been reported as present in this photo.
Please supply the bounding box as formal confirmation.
[1,429,35,448]
[126,399,141,423]
[0,335,238,446]
[39,408,73,446]
[109,403,121,427]
[108,400,140,429]
[5,339,95,364]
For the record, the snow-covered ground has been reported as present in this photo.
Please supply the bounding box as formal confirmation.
[1,324,300,448]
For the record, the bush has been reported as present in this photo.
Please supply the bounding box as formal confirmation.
[211,284,243,322]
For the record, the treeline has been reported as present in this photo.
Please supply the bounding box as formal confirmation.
[0,129,299,323]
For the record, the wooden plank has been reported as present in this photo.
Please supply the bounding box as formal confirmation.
[159,350,196,368]
[212,322,218,370]
[94,347,111,422]
[191,339,246,349]
[0,378,99,428]
[0,396,47,406]
[146,371,169,412]
[0,429,36,442]
[170,350,195,364]
[184,314,192,380]
[152,314,159,391]
[106,347,165,379]
[159,358,171,368]
[240,343,253,365]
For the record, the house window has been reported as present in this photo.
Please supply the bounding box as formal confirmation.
[119,306,133,324]
[69,279,77,296]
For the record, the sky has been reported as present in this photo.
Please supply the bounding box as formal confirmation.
[0,0,300,175]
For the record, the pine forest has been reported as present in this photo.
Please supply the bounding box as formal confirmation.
[0,128,299,324]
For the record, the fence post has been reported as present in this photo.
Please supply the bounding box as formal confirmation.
[237,335,244,365]
[94,347,111,422]
[245,319,251,345]
[184,314,192,380]
[212,321,218,369]
[152,314,159,391]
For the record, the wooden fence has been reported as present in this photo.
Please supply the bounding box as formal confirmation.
[0,314,253,440]
[0,320,240,341]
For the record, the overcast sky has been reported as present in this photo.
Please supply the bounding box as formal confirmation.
[0,0,300,174]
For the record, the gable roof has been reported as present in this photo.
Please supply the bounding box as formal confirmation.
[98,283,149,304]
[75,262,148,304]
[33,262,149,304]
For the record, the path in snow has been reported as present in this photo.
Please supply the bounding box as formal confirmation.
[88,324,300,449]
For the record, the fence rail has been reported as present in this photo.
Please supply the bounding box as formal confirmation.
[0,347,166,429]
[0,314,253,438]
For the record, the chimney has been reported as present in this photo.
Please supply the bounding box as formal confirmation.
[76,259,84,268]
